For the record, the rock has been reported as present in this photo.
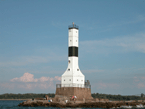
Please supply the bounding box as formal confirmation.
[18,99,145,108]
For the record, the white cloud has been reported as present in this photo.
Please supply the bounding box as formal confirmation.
[0,72,62,91]
[11,72,38,82]
[10,72,61,83]
[80,33,145,54]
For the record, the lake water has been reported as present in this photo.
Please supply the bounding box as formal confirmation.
[0,100,58,109]
[0,100,145,109]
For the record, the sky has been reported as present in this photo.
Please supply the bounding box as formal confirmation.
[0,0,145,95]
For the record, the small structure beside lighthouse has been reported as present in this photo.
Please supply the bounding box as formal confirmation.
[61,22,85,87]
[55,23,92,100]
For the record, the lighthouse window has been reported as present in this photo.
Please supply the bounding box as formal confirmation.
[70,40,71,42]
[68,60,70,63]
[64,79,65,81]
[77,79,78,81]
[77,69,79,71]
[76,40,77,42]
[69,79,71,81]
[68,69,70,71]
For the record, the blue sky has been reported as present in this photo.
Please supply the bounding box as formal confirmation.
[0,0,145,95]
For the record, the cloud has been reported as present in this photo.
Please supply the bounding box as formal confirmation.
[0,82,56,91]
[92,82,120,89]
[0,83,15,89]
[11,72,37,82]
[80,33,145,54]
[17,82,55,90]
[10,72,61,83]
[0,72,61,91]
[133,76,145,89]
[133,76,145,82]
[137,83,145,88]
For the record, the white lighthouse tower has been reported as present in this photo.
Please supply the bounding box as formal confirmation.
[61,23,85,87]
[55,23,92,100]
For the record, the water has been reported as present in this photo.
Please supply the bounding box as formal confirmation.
[0,100,100,109]
[0,100,145,109]
[0,100,58,109]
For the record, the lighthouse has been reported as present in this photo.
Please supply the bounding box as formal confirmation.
[61,22,85,87]
[55,23,92,100]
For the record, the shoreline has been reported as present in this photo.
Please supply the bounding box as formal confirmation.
[18,100,145,108]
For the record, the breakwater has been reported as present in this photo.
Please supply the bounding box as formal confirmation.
[18,100,145,108]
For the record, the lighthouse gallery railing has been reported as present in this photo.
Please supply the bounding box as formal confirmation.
[56,84,91,89]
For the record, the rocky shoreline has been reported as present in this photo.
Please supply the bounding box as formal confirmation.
[18,100,145,108]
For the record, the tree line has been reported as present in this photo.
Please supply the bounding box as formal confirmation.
[0,93,143,101]
[0,93,55,99]
[92,93,143,101]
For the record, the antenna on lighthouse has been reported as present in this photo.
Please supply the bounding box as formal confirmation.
[72,22,74,27]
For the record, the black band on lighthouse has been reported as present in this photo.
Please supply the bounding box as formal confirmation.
[68,47,78,57]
